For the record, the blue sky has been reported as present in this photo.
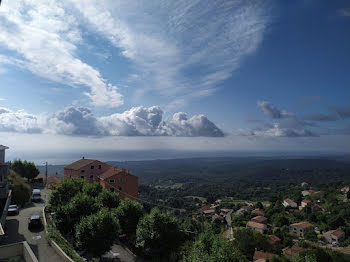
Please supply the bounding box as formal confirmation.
[0,0,349,162]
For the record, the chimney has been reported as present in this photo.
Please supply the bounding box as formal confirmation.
[82,156,84,159]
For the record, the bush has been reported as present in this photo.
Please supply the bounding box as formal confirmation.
[7,170,31,206]
[47,225,85,262]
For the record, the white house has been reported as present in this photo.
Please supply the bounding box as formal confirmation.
[323,229,345,245]
[283,198,297,208]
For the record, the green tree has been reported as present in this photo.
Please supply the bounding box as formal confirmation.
[97,189,120,209]
[75,208,119,258]
[83,183,102,198]
[256,201,264,209]
[136,208,183,260]
[11,181,32,206]
[10,159,39,181]
[49,178,86,209]
[7,170,31,206]
[55,192,99,234]
[233,228,270,260]
[184,230,247,262]
[116,199,143,236]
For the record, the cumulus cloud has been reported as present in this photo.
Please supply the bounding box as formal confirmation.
[257,101,294,119]
[0,106,224,137]
[239,101,317,137]
[0,1,123,107]
[0,107,42,133]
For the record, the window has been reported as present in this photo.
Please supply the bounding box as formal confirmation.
[110,187,115,192]
[91,165,94,169]
[0,175,2,182]
[70,175,72,178]
[81,170,85,173]
[109,179,115,183]
[90,175,94,179]
[119,187,122,191]
[81,176,85,179]
[98,165,101,169]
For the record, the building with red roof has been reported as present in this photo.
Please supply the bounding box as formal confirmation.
[64,158,138,199]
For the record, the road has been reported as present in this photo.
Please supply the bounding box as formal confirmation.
[3,188,64,262]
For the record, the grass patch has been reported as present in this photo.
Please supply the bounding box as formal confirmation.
[47,225,85,262]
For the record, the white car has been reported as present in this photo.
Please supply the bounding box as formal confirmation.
[8,205,19,215]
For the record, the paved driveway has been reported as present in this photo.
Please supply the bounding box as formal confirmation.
[3,188,64,262]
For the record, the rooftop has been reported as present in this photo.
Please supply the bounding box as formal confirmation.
[324,229,345,238]
[253,250,278,261]
[290,221,313,229]
[252,216,268,223]
[0,145,9,150]
[203,209,215,214]
[64,158,98,170]
[247,221,266,230]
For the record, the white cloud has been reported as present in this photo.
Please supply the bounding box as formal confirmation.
[0,105,224,137]
[70,0,269,104]
[0,0,123,107]
[257,101,294,119]
[237,123,317,137]
[239,101,318,137]
[0,107,42,133]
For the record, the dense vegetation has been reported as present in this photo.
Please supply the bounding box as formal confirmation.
[10,159,40,181]
[7,170,31,206]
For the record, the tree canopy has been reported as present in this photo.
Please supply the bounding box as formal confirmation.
[10,159,39,181]
[136,208,183,259]
[75,208,119,258]
[116,198,143,236]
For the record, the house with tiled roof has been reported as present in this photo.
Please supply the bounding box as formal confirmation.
[252,208,265,216]
[247,221,267,234]
[267,235,281,247]
[301,199,311,208]
[64,158,138,199]
[251,216,268,224]
[283,198,297,208]
[283,245,305,259]
[253,250,278,261]
[323,229,345,245]
[203,209,215,217]
[289,222,313,238]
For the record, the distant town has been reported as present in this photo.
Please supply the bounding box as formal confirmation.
[1,144,350,262]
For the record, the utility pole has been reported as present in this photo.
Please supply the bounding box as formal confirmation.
[45,162,48,187]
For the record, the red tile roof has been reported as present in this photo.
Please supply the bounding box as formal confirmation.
[284,198,296,205]
[253,251,278,261]
[252,216,268,223]
[252,208,265,216]
[64,158,98,170]
[203,209,215,214]
[290,222,313,229]
[268,235,281,246]
[283,245,305,257]
[247,221,266,230]
[324,229,345,238]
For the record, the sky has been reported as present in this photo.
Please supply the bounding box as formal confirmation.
[0,0,350,163]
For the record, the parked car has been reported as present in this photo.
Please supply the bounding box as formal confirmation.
[32,189,41,202]
[28,215,42,230]
[8,205,19,215]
